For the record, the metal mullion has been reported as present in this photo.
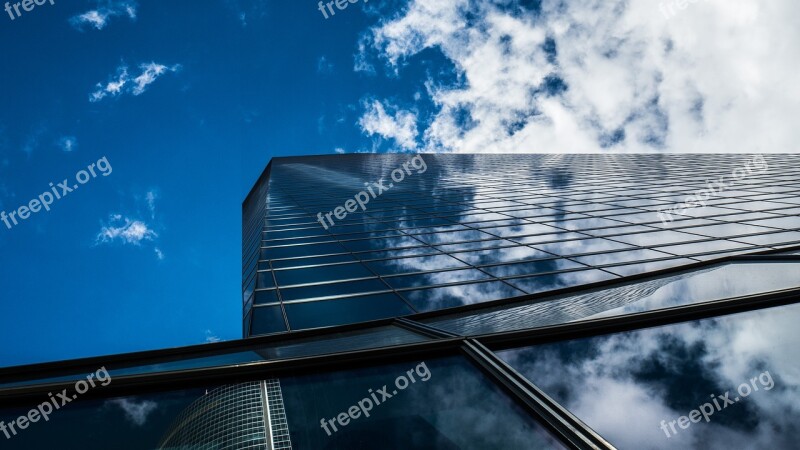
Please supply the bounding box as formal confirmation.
[477,287,800,351]
[394,318,460,339]
[460,339,614,450]
[264,260,292,333]
[0,338,466,406]
[300,207,422,314]
[461,217,626,281]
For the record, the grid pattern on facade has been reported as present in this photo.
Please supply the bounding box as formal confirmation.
[158,382,269,450]
[265,378,293,450]
[246,154,800,334]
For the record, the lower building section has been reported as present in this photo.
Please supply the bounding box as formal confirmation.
[158,381,292,450]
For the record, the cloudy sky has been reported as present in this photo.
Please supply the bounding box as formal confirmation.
[0,0,795,367]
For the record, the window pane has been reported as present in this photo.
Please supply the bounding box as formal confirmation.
[497,301,800,450]
[260,325,428,360]
[401,281,525,311]
[280,356,567,449]
[280,279,388,301]
[424,261,800,335]
[0,387,209,449]
[274,263,375,286]
[285,294,414,329]
[251,305,286,335]
[256,271,276,289]
[254,289,279,305]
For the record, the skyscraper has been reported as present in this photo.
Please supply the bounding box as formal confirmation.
[2,154,799,449]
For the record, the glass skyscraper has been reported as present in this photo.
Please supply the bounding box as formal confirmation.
[2,153,799,449]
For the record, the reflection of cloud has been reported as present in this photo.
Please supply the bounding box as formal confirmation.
[500,303,800,449]
[106,398,157,426]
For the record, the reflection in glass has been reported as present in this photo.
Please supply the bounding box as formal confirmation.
[280,356,567,449]
[0,388,205,449]
[425,261,800,335]
[285,294,414,329]
[498,302,800,449]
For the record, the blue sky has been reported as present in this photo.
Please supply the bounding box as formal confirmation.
[0,0,796,367]
[0,0,409,367]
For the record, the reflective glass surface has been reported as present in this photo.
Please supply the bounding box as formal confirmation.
[0,388,207,449]
[280,355,567,449]
[284,294,414,329]
[424,261,800,335]
[0,326,426,389]
[244,154,800,335]
[497,302,800,449]
[251,305,287,334]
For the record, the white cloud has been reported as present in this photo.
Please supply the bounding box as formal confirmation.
[21,125,46,156]
[57,136,78,152]
[95,191,164,259]
[96,215,157,245]
[224,0,268,27]
[145,190,157,218]
[317,56,334,74]
[106,398,157,426]
[358,99,419,150]
[132,63,181,95]
[359,0,800,153]
[70,0,137,30]
[90,63,181,102]
[205,330,221,343]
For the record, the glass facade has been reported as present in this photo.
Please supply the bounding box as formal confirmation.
[158,382,270,449]
[497,302,800,449]
[2,153,799,449]
[245,154,800,336]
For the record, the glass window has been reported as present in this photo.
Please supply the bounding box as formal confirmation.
[285,294,414,329]
[678,223,776,238]
[251,305,287,335]
[424,261,800,336]
[455,246,555,266]
[256,270,275,289]
[271,253,357,269]
[434,238,515,253]
[482,258,587,278]
[533,237,634,256]
[0,387,209,449]
[262,242,347,260]
[341,236,427,252]
[260,325,428,360]
[603,258,697,277]
[366,254,468,276]
[505,269,618,295]
[497,301,800,450]
[280,356,567,449]
[571,248,674,266]
[280,279,388,302]
[384,268,494,289]
[401,281,525,311]
[254,289,280,305]
[607,230,707,246]
[274,263,375,286]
